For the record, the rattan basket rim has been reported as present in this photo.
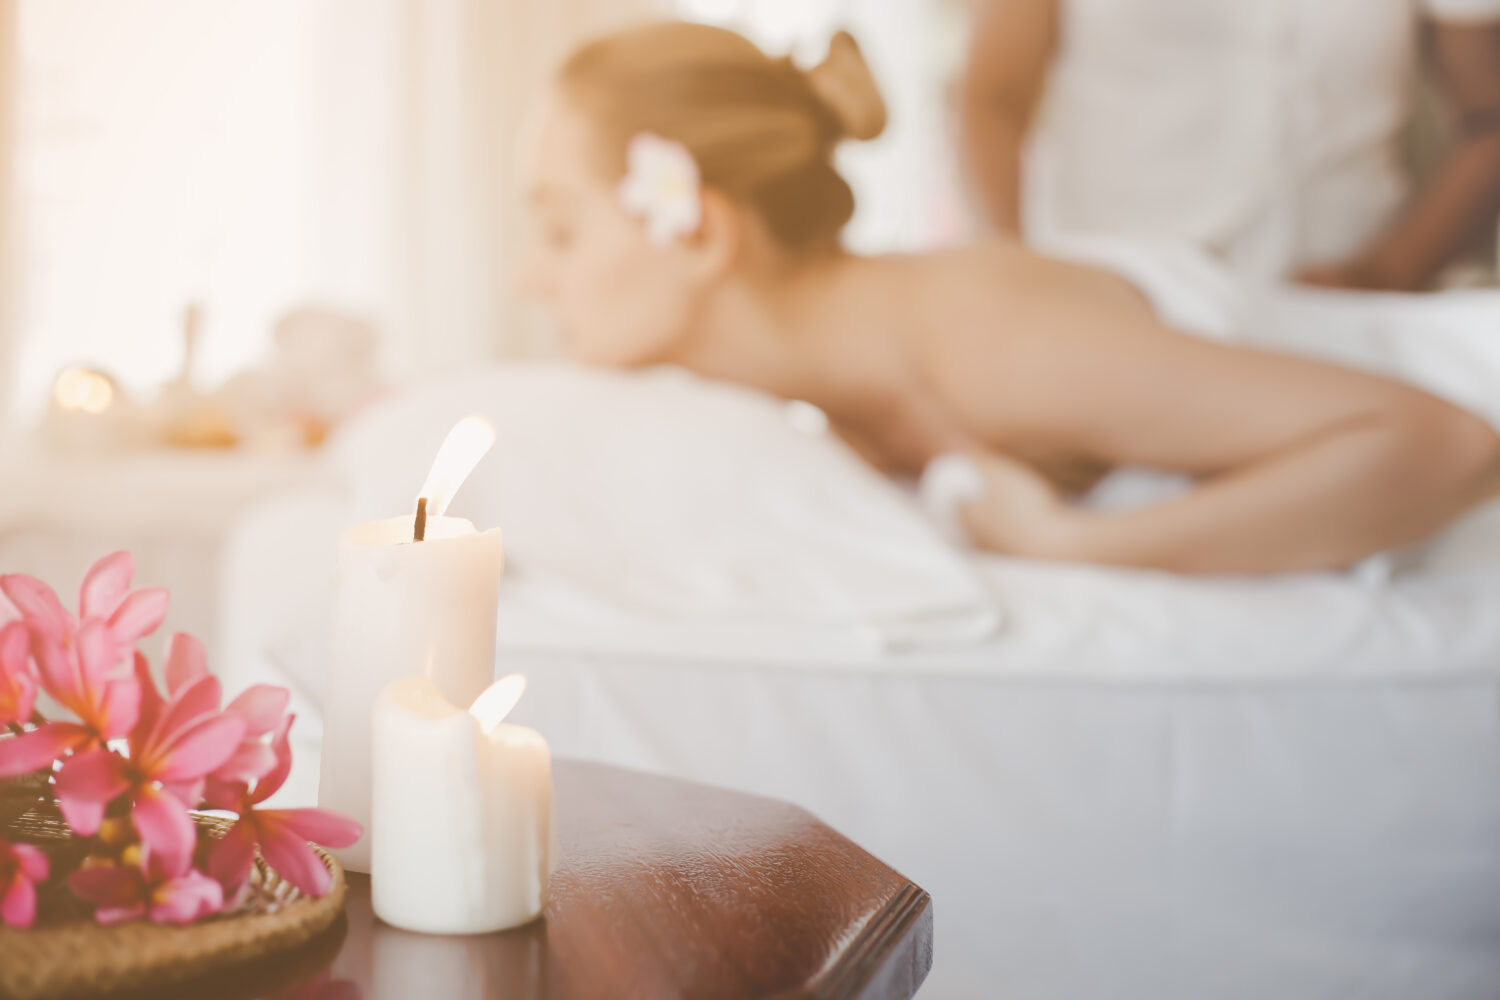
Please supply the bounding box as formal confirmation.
[0,799,347,1000]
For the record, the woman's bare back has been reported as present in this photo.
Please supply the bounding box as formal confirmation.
[815,240,1500,571]
[824,239,1162,487]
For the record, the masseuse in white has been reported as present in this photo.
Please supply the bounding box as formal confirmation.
[960,0,1500,290]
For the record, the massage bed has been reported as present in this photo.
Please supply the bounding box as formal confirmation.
[219,285,1500,1000]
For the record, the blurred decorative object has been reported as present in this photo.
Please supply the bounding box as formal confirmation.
[52,368,114,416]
[151,303,238,450]
[39,367,144,456]
[218,307,382,453]
[50,303,384,457]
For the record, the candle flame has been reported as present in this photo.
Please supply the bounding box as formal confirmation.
[416,415,496,518]
[469,673,526,735]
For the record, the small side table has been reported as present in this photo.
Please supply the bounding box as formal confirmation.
[146,761,935,1000]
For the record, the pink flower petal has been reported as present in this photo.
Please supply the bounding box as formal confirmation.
[263,808,363,850]
[201,777,247,812]
[130,653,165,745]
[131,785,197,873]
[73,618,121,690]
[224,685,289,738]
[0,721,91,779]
[55,748,131,805]
[148,871,223,924]
[0,574,71,642]
[96,904,148,924]
[0,675,35,728]
[141,840,192,882]
[208,819,258,892]
[106,588,169,646]
[69,865,144,907]
[163,633,207,695]
[146,673,223,759]
[257,818,333,897]
[152,712,246,783]
[32,635,85,716]
[0,623,35,725]
[251,714,296,805]
[0,658,35,729]
[212,742,278,785]
[78,552,134,621]
[1,872,36,928]
[58,795,107,837]
[0,621,29,677]
[96,674,142,741]
[9,844,49,883]
[160,778,206,811]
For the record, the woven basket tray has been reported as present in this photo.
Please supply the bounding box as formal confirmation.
[0,792,347,1000]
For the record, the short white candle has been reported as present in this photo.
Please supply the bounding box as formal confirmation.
[372,673,553,934]
[320,415,503,872]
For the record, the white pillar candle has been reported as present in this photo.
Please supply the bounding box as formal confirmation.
[372,673,553,934]
[320,515,503,872]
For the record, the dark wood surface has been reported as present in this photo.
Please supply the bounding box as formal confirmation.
[133,761,933,1000]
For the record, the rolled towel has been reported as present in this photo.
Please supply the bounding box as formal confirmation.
[919,453,987,545]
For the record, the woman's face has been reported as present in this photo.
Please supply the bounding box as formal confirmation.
[517,98,705,367]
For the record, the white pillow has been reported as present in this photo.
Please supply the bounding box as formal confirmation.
[329,363,1000,651]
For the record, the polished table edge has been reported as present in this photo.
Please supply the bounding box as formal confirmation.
[818,882,933,1000]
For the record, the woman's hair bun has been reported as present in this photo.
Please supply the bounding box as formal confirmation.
[805,31,887,142]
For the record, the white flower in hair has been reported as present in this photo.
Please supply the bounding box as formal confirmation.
[618,132,702,247]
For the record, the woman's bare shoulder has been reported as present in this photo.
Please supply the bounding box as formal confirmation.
[906,239,1161,362]
[901,239,1187,446]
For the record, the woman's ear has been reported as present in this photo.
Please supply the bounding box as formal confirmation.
[684,189,742,280]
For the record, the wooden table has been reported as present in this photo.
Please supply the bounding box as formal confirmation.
[146,761,933,1000]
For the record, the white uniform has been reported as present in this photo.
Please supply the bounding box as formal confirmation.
[1023,0,1500,279]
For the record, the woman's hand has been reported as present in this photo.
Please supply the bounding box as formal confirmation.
[1297,22,1500,294]
[955,450,1072,557]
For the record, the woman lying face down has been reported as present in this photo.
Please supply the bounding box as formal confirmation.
[517,21,1500,575]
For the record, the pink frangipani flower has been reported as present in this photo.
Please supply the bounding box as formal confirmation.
[0,552,165,780]
[0,620,140,779]
[69,844,223,925]
[54,660,246,869]
[0,551,168,656]
[0,622,36,728]
[207,715,362,899]
[0,838,49,929]
[163,633,284,785]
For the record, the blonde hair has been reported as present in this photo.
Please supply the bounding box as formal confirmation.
[559,22,887,256]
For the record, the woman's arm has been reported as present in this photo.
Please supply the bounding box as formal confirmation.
[945,319,1500,573]
[958,0,1058,234]
[1299,22,1500,291]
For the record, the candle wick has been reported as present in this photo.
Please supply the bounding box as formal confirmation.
[414,497,429,542]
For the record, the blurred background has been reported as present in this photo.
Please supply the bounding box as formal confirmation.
[0,0,976,646]
[2,0,968,414]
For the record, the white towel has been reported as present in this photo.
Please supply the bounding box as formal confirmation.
[331,363,1003,655]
